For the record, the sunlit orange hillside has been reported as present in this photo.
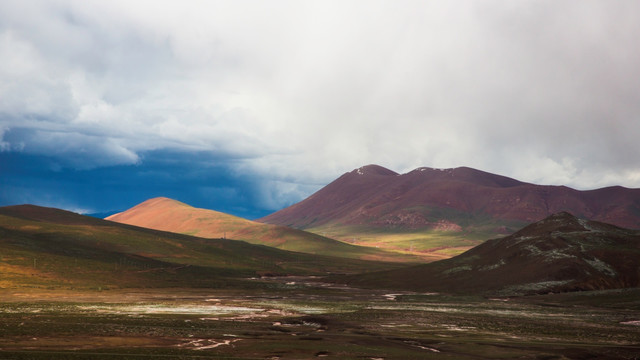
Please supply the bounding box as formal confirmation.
[107,197,414,262]
[107,197,256,239]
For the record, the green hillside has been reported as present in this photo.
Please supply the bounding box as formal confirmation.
[0,205,406,290]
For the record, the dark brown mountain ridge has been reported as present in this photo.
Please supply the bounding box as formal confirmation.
[332,212,640,295]
[260,164,640,232]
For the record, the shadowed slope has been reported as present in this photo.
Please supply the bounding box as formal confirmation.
[0,205,407,289]
[107,197,414,262]
[333,212,640,295]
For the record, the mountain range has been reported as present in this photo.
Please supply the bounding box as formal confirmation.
[259,164,640,257]
[3,163,640,295]
[261,164,640,229]
[4,203,638,295]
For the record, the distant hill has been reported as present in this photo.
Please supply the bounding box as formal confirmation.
[333,212,640,295]
[0,204,405,289]
[106,197,415,262]
[258,164,640,258]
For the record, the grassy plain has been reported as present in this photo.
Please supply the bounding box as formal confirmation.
[1,281,639,359]
[299,206,529,260]
[307,225,493,261]
[2,205,639,358]
[0,208,416,291]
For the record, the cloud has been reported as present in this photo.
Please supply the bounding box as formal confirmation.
[1,0,639,212]
[0,150,275,218]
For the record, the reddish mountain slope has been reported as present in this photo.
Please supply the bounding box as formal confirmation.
[107,197,257,236]
[259,165,640,231]
[334,212,640,295]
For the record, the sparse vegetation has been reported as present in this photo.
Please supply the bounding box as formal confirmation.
[2,205,640,359]
[1,283,639,359]
[0,208,407,290]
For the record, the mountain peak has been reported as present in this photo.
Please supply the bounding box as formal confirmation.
[105,197,193,222]
[351,164,398,176]
[508,211,620,243]
[260,164,640,232]
[140,197,190,207]
[546,211,578,221]
[411,166,455,173]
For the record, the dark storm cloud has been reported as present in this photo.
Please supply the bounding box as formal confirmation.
[0,150,276,219]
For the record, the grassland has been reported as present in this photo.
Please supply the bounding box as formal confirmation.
[306,225,495,261]
[2,206,640,358]
[0,208,408,290]
[304,208,528,260]
[1,281,639,359]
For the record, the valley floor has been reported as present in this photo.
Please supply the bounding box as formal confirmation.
[1,280,639,359]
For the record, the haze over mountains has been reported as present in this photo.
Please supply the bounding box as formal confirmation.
[260,164,640,235]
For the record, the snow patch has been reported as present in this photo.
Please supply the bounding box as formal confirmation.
[509,235,538,247]
[543,249,576,262]
[414,167,453,173]
[443,265,472,275]
[584,257,617,277]
[523,244,542,256]
[524,244,575,262]
[479,259,506,271]
[577,218,603,232]
[499,280,573,295]
[434,168,454,173]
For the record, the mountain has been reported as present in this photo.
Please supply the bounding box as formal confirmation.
[258,164,640,258]
[332,212,640,295]
[0,204,406,289]
[106,197,415,262]
[261,164,640,229]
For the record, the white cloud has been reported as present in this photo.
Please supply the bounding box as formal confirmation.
[1,0,639,209]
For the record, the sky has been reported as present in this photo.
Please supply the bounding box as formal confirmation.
[1,0,640,219]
